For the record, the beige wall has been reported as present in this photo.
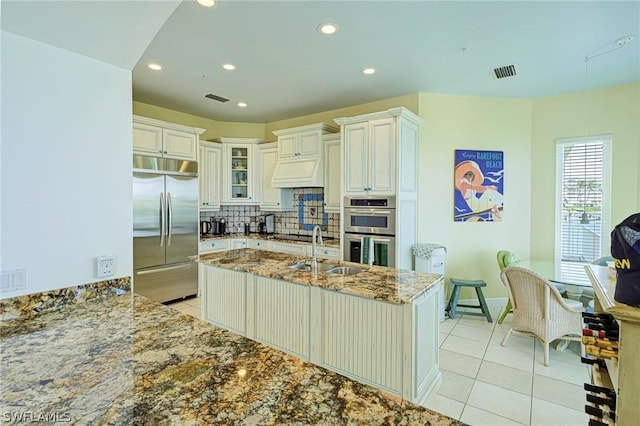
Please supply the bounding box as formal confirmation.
[530,82,640,260]
[132,101,266,141]
[417,93,533,299]
[264,94,419,137]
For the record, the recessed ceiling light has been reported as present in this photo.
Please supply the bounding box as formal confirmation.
[362,68,376,75]
[148,63,162,71]
[237,102,247,108]
[197,0,217,7]
[317,23,338,35]
[222,63,236,71]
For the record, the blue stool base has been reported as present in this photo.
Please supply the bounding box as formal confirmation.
[446,278,493,322]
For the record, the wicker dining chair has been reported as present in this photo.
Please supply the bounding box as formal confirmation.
[500,266,583,366]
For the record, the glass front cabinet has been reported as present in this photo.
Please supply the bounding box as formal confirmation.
[218,138,263,205]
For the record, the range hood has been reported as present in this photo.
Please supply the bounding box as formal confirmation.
[271,157,324,188]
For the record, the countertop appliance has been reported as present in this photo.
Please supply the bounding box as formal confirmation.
[200,221,212,236]
[343,196,396,267]
[265,214,275,234]
[133,155,199,303]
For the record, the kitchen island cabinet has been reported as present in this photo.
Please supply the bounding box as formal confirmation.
[196,248,443,405]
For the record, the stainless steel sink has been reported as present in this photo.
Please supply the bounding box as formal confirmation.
[288,262,336,272]
[326,266,363,276]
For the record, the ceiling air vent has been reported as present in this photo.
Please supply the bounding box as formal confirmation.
[493,64,517,79]
[204,93,230,103]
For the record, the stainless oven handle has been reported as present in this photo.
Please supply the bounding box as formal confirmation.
[344,209,394,215]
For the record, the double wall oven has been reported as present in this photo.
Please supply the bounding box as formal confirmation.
[343,196,396,267]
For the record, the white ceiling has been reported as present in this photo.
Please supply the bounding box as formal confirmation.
[3,1,639,123]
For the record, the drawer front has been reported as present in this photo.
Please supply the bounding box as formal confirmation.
[248,239,272,250]
[271,242,308,255]
[199,239,229,253]
[315,246,341,260]
[231,239,248,249]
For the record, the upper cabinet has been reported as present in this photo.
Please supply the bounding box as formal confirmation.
[271,123,338,188]
[258,143,294,211]
[132,115,204,161]
[199,141,222,211]
[323,133,341,213]
[334,108,422,197]
[216,137,262,205]
[341,118,395,195]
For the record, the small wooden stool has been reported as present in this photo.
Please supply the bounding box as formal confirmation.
[447,278,493,322]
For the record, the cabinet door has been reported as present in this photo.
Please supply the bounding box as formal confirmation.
[259,145,280,208]
[298,130,322,157]
[343,122,369,195]
[199,144,221,210]
[253,277,310,358]
[202,266,246,335]
[163,128,197,160]
[323,138,341,213]
[225,144,254,203]
[368,118,395,194]
[133,122,163,156]
[277,134,297,159]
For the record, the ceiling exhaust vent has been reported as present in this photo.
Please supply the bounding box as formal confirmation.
[205,93,230,103]
[493,64,517,79]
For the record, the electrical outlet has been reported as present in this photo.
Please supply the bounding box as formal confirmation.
[96,255,115,278]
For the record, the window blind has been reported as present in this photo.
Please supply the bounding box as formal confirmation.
[555,135,612,274]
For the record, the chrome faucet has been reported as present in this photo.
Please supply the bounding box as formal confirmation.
[311,225,324,272]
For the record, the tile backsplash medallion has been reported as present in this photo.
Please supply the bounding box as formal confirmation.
[199,188,340,239]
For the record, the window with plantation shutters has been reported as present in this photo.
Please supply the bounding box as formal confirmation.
[555,135,612,284]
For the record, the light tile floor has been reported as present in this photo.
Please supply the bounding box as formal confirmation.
[169,297,590,426]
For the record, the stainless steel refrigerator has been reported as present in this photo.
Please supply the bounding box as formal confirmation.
[133,155,198,303]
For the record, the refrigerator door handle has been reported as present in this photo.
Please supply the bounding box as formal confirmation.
[136,263,192,275]
[167,192,173,246]
[159,192,166,247]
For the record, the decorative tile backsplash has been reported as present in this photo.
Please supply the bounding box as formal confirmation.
[199,188,340,238]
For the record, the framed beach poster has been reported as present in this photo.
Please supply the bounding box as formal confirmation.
[454,150,504,222]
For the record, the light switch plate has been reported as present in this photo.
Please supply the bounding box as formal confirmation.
[0,268,26,293]
[96,255,115,278]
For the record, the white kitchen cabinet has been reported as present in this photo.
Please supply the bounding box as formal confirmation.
[273,123,336,160]
[258,143,293,211]
[323,133,341,213]
[200,265,246,335]
[249,276,310,358]
[341,118,394,195]
[133,115,203,161]
[199,141,222,210]
[335,108,422,270]
[199,238,229,254]
[335,108,421,197]
[215,138,262,205]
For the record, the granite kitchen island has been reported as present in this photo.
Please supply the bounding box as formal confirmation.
[195,249,444,406]
[0,284,460,425]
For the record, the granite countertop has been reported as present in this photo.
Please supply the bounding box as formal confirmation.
[0,292,463,425]
[201,233,341,248]
[193,249,443,304]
